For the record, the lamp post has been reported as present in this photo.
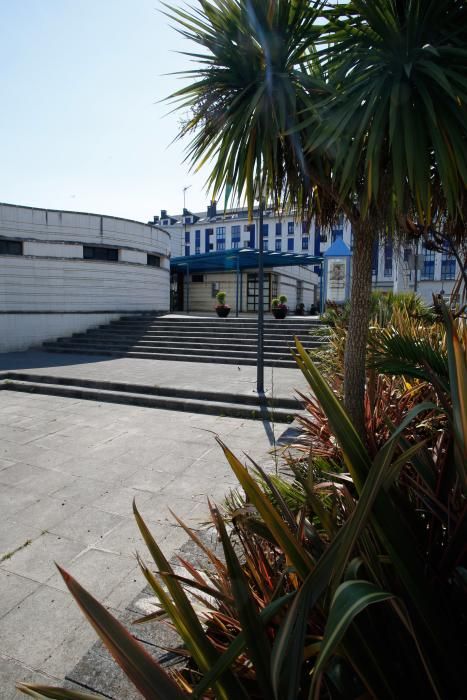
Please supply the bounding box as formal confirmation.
[257,199,265,394]
[182,185,191,257]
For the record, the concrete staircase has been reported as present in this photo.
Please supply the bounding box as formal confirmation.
[43,314,328,368]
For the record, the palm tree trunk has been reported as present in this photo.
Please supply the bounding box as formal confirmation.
[344,222,375,436]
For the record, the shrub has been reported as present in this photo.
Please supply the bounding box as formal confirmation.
[18,309,466,700]
[216,290,227,306]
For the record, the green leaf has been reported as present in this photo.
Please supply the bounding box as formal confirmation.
[310,581,393,699]
[133,501,247,700]
[218,440,312,580]
[192,593,295,699]
[213,508,273,698]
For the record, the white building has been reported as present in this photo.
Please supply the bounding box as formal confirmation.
[151,202,459,310]
[0,203,171,352]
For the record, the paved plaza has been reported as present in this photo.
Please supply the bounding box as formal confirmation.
[0,354,305,697]
[0,349,309,400]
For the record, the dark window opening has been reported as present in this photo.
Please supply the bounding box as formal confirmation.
[192,274,204,283]
[147,254,161,267]
[0,239,23,255]
[83,246,118,261]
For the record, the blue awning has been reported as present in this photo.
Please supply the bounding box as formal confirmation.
[171,248,323,273]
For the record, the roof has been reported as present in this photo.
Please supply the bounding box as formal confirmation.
[323,238,351,257]
[171,248,323,273]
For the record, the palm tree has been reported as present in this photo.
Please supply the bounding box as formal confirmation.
[167,0,467,434]
[311,0,467,430]
[168,0,331,217]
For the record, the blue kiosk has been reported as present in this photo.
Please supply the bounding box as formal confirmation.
[322,239,352,310]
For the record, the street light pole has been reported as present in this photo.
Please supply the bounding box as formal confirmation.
[182,185,191,257]
[257,199,264,394]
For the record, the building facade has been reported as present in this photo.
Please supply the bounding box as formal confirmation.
[0,203,171,351]
[152,202,460,309]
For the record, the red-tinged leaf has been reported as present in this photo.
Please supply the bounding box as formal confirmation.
[16,685,101,700]
[56,565,187,700]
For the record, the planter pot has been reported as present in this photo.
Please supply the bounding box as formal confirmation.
[216,306,231,318]
[272,307,287,319]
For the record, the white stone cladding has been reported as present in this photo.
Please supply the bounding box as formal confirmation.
[0,203,171,351]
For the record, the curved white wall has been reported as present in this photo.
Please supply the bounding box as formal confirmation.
[0,203,171,351]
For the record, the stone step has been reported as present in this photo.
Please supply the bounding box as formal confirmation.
[45,339,298,359]
[42,344,298,367]
[60,337,319,352]
[2,372,299,409]
[88,330,325,341]
[0,376,299,422]
[109,321,322,331]
[108,319,322,329]
[94,323,325,334]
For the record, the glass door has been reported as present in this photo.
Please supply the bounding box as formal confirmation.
[246,273,271,311]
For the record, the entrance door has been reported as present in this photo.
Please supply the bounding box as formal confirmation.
[170,271,185,311]
[247,273,271,312]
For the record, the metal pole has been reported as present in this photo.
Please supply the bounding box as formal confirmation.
[186,263,190,314]
[235,252,240,318]
[320,262,324,314]
[414,239,419,292]
[257,200,264,393]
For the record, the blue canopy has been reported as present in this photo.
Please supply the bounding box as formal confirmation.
[171,248,323,273]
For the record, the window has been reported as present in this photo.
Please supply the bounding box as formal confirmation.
[216,226,226,251]
[302,236,309,251]
[441,253,456,280]
[162,219,168,226]
[192,274,204,283]
[275,239,282,252]
[287,221,294,235]
[195,230,201,254]
[231,225,241,249]
[421,249,435,280]
[263,239,269,251]
[384,243,392,277]
[147,254,160,267]
[185,245,190,256]
[287,238,294,252]
[184,231,190,243]
[0,239,22,255]
[261,223,269,237]
[275,222,282,236]
[83,246,118,261]
[302,221,310,234]
[371,239,379,275]
[332,229,343,242]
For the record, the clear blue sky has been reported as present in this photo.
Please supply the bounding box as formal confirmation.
[0,0,211,222]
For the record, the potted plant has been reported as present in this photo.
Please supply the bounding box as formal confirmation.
[271,294,288,319]
[215,290,230,317]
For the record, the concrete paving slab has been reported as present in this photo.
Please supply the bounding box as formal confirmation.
[0,384,292,695]
[0,519,44,561]
[0,585,85,668]
[45,548,138,601]
[0,533,84,585]
[0,571,40,620]
[48,505,124,547]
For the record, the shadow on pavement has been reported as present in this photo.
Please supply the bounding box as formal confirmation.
[0,350,112,372]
